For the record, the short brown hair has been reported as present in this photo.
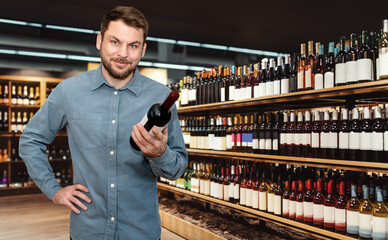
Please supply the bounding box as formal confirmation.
[100,6,148,42]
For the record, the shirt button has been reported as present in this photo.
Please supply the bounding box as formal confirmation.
[114,91,118,95]
[110,151,114,155]
[112,120,116,124]
[110,184,115,188]
[111,217,115,222]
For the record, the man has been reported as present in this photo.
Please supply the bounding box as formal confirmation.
[19,6,187,240]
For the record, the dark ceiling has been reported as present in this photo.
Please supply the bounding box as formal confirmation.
[1,0,388,54]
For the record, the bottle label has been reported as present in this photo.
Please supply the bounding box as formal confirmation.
[385,131,388,152]
[208,134,215,150]
[335,208,346,224]
[303,201,313,218]
[229,86,235,101]
[311,132,320,148]
[213,182,219,198]
[357,58,373,81]
[328,132,338,149]
[248,133,253,147]
[359,213,372,238]
[282,199,289,216]
[234,88,241,101]
[323,205,335,223]
[281,78,290,94]
[305,67,312,88]
[324,72,334,88]
[315,73,324,90]
[339,132,349,149]
[200,179,204,194]
[320,132,330,149]
[274,195,282,215]
[223,184,230,201]
[139,113,166,137]
[346,61,358,83]
[246,86,252,99]
[372,132,384,151]
[335,63,346,85]
[268,193,274,212]
[349,131,360,150]
[252,190,259,209]
[220,87,225,102]
[296,202,304,218]
[377,57,380,80]
[258,83,266,98]
[240,188,247,205]
[246,188,253,207]
[181,89,188,105]
[280,133,287,144]
[372,216,387,240]
[218,182,223,199]
[252,139,259,149]
[253,85,260,98]
[360,132,372,150]
[302,133,311,145]
[187,89,193,103]
[289,200,296,218]
[380,52,388,77]
[272,138,279,151]
[346,210,359,234]
[242,133,248,147]
[226,134,233,150]
[287,133,295,145]
[295,133,302,145]
[234,184,240,200]
[266,82,274,96]
[297,68,304,90]
[221,136,226,151]
[259,191,267,211]
[274,80,280,95]
[237,133,241,143]
[204,181,210,195]
[313,203,324,221]
[259,139,265,150]
[210,181,215,197]
[265,139,272,150]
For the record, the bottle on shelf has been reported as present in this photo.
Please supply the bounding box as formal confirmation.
[378,19,388,79]
[357,30,373,83]
[334,179,347,234]
[360,107,373,162]
[259,170,269,212]
[372,186,388,240]
[346,33,358,85]
[336,36,347,86]
[303,177,314,225]
[297,44,307,92]
[266,59,276,97]
[281,54,291,94]
[259,60,267,98]
[323,180,336,231]
[305,41,315,90]
[274,56,283,95]
[282,172,291,218]
[313,178,325,228]
[315,44,325,90]
[372,106,384,162]
[359,184,373,239]
[325,42,336,88]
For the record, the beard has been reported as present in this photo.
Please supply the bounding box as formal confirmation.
[100,51,137,80]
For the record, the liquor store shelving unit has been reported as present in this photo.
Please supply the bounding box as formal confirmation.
[157,79,388,240]
[0,75,70,196]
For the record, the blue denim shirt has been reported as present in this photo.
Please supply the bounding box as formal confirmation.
[19,65,187,240]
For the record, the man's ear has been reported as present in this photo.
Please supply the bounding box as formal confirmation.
[96,33,102,50]
[141,42,147,58]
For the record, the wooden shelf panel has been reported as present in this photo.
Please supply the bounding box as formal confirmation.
[186,148,388,173]
[0,75,64,83]
[9,104,40,108]
[177,79,388,113]
[0,132,67,137]
[157,182,355,240]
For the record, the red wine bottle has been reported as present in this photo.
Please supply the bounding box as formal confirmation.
[130,91,179,151]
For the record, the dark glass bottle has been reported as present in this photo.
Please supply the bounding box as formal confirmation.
[369,32,379,81]
[372,106,384,162]
[313,178,325,228]
[265,113,274,155]
[323,180,336,231]
[274,56,283,95]
[282,174,291,218]
[290,54,298,93]
[295,111,304,157]
[346,33,358,84]
[357,30,373,83]
[360,107,373,162]
[252,112,259,154]
[339,108,350,160]
[320,111,331,159]
[328,110,339,159]
[281,54,291,94]
[311,111,321,158]
[266,59,276,97]
[289,179,297,220]
[272,111,282,156]
[228,66,236,101]
[259,113,267,154]
[259,61,268,98]
[324,42,335,89]
[280,112,289,156]
[303,179,314,225]
[303,111,312,158]
[314,44,325,90]
[287,111,296,157]
[335,36,347,86]
[335,180,347,234]
[297,44,307,91]
[349,108,361,161]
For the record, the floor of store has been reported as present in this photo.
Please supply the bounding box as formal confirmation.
[0,193,185,240]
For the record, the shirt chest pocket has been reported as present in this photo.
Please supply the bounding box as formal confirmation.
[69,112,102,150]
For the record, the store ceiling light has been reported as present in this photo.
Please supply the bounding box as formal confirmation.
[0,48,208,71]
[0,17,286,57]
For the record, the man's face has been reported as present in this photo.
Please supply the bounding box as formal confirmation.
[96,20,147,80]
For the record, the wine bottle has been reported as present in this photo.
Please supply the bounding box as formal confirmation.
[311,111,321,158]
[302,111,312,158]
[266,59,276,97]
[274,56,283,95]
[384,106,388,163]
[268,169,276,214]
[315,44,325,90]
[287,111,296,157]
[252,167,260,210]
[207,117,215,150]
[282,173,291,218]
[233,163,240,204]
[259,113,266,154]
[320,111,331,159]
[372,106,384,162]
[328,109,339,159]
[324,180,336,231]
[295,111,304,157]
[360,107,372,162]
[22,86,29,105]
[228,161,234,202]
[303,178,314,225]
[349,108,361,161]
[253,63,260,98]
[259,60,267,98]
[217,164,224,199]
[223,165,230,201]
[359,184,373,239]
[334,180,347,234]
[305,41,315,90]
[357,30,373,83]
[281,54,291,94]
[296,179,304,222]
[280,112,289,156]
[369,32,378,81]
[272,111,282,156]
[191,162,199,193]
[313,178,325,228]
[346,184,360,238]
[3,85,9,105]
[339,108,350,160]
[235,67,242,101]
[325,42,335,88]
[289,178,297,220]
[259,170,269,211]
[240,164,247,206]
[298,44,307,91]
[346,33,358,84]
[246,165,253,208]
[17,86,23,105]
[252,113,259,153]
[372,186,388,240]
[3,112,8,133]
[246,65,253,100]
[16,112,22,133]
[290,54,298,93]
[220,68,226,102]
[335,37,347,86]
[130,91,179,151]
[11,85,17,105]
[226,117,233,151]
[229,66,236,101]
[379,19,388,79]
[241,115,249,152]
[265,113,273,155]
[240,65,248,100]
[274,169,283,216]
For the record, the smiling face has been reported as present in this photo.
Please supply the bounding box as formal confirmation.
[96,19,147,82]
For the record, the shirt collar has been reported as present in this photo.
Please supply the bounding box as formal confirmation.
[91,64,143,96]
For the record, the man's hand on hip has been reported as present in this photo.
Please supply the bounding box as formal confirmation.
[51,184,91,214]
[131,123,168,158]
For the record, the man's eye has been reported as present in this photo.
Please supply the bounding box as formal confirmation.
[130,45,137,48]
[112,41,119,45]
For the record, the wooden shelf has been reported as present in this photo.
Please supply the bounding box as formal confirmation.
[186,148,388,173]
[0,131,67,137]
[0,75,64,83]
[0,103,9,107]
[9,158,71,164]
[177,79,388,114]
[9,104,40,109]
[157,182,355,240]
